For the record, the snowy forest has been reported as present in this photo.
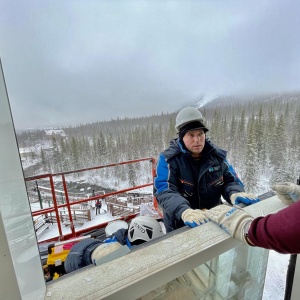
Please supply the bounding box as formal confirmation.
[17,93,300,195]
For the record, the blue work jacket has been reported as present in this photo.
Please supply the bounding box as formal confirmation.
[154,138,244,232]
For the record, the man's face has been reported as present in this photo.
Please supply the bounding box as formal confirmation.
[183,129,205,157]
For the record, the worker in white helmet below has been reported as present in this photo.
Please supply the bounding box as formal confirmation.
[91,216,165,267]
[64,216,165,273]
[103,215,165,248]
[154,107,259,233]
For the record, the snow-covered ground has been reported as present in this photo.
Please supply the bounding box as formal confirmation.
[32,201,115,242]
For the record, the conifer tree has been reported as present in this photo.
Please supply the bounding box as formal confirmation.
[294,109,300,162]
[256,104,264,164]
[270,114,286,184]
[70,136,80,169]
[235,109,246,173]
[165,117,176,148]
[40,148,47,172]
[60,138,69,172]
[228,115,237,162]
[266,106,277,168]
[244,114,258,191]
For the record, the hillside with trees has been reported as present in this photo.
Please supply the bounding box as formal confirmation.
[17,93,300,195]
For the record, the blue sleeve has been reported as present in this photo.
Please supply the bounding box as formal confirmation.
[154,154,190,220]
[222,159,245,202]
[154,154,170,195]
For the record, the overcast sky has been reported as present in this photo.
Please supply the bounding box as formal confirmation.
[1,1,300,130]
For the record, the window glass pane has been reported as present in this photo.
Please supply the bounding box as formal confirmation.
[138,244,268,300]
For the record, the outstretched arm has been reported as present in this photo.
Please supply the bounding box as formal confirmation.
[154,154,190,222]
[248,201,300,254]
[205,202,300,254]
[222,160,259,206]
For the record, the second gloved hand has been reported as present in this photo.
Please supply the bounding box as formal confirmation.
[272,182,300,204]
[181,208,209,228]
[204,204,254,244]
[230,192,260,206]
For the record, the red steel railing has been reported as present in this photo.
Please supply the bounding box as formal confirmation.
[25,157,158,242]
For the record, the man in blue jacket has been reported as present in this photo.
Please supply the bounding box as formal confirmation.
[154,107,259,232]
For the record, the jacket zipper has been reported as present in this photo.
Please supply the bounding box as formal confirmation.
[197,160,214,208]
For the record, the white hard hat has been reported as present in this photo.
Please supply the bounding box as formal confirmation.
[175,107,205,132]
[128,216,164,244]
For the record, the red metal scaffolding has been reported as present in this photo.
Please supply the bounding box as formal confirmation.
[25,157,159,242]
